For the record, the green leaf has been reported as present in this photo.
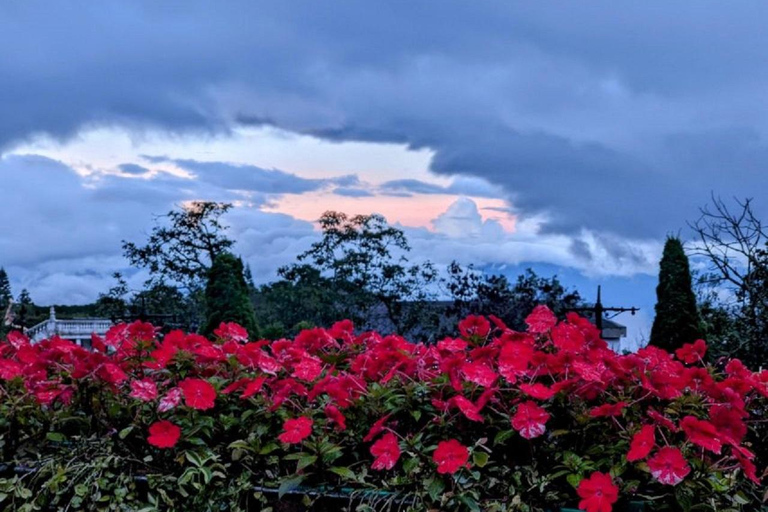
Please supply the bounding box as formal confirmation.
[119,426,134,439]
[46,432,65,442]
[472,451,489,468]
[566,473,583,489]
[329,467,356,480]
[184,451,204,467]
[459,495,482,512]
[426,477,445,501]
[259,443,279,455]
[297,455,317,471]
[278,476,304,499]
[493,429,514,445]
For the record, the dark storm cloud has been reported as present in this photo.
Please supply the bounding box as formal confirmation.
[143,156,358,195]
[2,1,768,239]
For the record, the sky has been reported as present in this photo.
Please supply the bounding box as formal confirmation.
[3,1,768,343]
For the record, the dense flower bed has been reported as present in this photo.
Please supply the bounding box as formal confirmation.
[1,307,766,511]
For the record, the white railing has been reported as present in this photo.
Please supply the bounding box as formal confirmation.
[27,315,114,343]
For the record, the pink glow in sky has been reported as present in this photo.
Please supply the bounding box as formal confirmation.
[266,191,517,232]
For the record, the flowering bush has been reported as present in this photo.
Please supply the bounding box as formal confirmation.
[0,309,766,511]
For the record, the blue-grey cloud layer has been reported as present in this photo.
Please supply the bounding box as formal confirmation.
[2,1,768,240]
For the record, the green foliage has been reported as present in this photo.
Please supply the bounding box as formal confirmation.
[689,196,768,366]
[649,237,701,352]
[202,253,258,338]
[274,211,439,336]
[446,264,582,331]
[122,201,234,290]
[0,268,11,339]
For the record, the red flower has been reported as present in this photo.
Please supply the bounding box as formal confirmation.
[129,378,158,402]
[99,363,128,385]
[451,395,484,422]
[325,404,347,431]
[675,339,706,364]
[147,420,181,449]
[0,359,23,380]
[680,416,722,453]
[518,383,556,400]
[577,472,619,512]
[648,447,691,485]
[461,361,497,387]
[525,305,557,334]
[433,439,469,474]
[627,425,655,462]
[292,355,323,381]
[733,448,761,485]
[179,378,217,410]
[647,409,678,432]
[278,417,313,444]
[213,322,249,342]
[370,432,401,471]
[437,337,468,352]
[511,401,550,439]
[458,315,491,338]
[7,331,30,350]
[589,401,627,418]
[240,376,267,399]
[551,323,585,351]
[363,415,392,442]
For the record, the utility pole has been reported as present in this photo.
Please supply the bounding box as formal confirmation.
[569,286,639,332]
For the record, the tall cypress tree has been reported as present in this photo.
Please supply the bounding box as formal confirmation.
[649,237,701,351]
[202,253,258,339]
[0,268,11,310]
[0,268,11,337]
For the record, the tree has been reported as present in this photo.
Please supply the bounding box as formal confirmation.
[649,237,701,352]
[202,253,258,338]
[122,201,234,291]
[0,268,11,309]
[689,196,768,362]
[254,265,342,339]
[277,211,438,335]
[15,289,34,330]
[445,264,582,332]
[95,272,129,320]
[0,268,11,337]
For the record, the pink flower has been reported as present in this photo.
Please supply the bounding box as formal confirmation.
[511,401,550,439]
[278,417,313,444]
[129,378,158,402]
[370,433,401,471]
[147,420,181,449]
[577,472,619,512]
[648,447,691,485]
[158,387,182,412]
[433,439,469,474]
